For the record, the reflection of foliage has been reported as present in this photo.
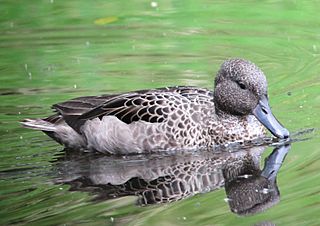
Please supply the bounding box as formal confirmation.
[94,16,118,25]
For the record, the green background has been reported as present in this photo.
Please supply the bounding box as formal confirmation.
[0,0,319,225]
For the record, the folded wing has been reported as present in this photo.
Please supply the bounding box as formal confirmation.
[52,86,213,133]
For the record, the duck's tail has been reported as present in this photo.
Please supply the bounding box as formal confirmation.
[20,118,56,131]
[21,116,86,149]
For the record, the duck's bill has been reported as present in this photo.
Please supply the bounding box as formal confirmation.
[261,144,291,180]
[253,96,289,139]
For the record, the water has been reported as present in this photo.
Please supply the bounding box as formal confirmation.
[1,1,319,225]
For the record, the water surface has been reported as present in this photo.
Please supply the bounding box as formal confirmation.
[1,1,319,225]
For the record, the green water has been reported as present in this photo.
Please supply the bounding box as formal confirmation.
[0,0,319,225]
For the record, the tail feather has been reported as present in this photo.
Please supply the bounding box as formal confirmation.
[20,118,56,132]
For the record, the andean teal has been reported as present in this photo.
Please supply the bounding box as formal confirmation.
[22,59,289,154]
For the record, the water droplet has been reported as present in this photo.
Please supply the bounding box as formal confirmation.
[73,84,77,89]
[313,44,317,52]
[240,174,251,179]
[150,1,158,7]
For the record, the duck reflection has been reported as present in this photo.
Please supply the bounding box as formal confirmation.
[54,144,290,216]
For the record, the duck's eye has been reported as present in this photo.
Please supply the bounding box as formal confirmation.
[237,82,246,90]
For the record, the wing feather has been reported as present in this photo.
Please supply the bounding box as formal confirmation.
[52,86,213,133]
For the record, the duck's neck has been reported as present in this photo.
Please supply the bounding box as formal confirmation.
[208,108,266,146]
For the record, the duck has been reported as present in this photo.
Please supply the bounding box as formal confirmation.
[21,59,289,154]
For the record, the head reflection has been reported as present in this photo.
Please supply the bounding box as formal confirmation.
[55,144,290,216]
[224,145,289,215]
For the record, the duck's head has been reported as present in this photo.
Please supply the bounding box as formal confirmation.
[214,59,289,139]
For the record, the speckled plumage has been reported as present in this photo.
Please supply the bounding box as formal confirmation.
[22,59,288,154]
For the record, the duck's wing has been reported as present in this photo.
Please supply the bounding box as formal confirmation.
[52,86,213,133]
